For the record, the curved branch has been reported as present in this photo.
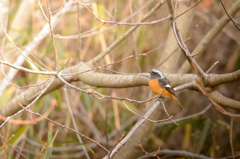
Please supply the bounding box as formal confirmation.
[1,63,240,125]
[208,90,240,111]
[206,69,240,87]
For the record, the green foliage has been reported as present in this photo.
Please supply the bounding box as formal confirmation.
[44,128,53,159]
[197,118,211,153]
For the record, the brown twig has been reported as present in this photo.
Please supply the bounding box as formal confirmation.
[46,0,59,71]
[0,134,15,150]
[38,143,47,159]
[139,141,160,159]
[191,47,202,58]
[206,61,219,74]
[56,23,104,39]
[51,5,65,14]
[157,104,212,127]
[63,88,90,159]
[122,101,173,123]
[176,0,202,18]
[107,131,125,157]
[219,0,240,31]
[57,58,71,74]
[174,0,178,13]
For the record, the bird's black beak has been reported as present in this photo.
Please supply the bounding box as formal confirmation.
[149,71,151,73]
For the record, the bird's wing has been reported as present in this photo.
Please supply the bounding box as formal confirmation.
[158,78,175,95]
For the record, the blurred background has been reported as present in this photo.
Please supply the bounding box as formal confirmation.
[0,0,240,158]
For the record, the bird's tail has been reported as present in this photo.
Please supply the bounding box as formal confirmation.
[170,94,184,110]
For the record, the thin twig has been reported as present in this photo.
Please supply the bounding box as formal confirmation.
[156,104,212,127]
[0,134,28,159]
[191,47,202,58]
[56,23,103,39]
[46,0,59,71]
[1,63,50,89]
[206,61,219,74]
[139,141,160,159]
[38,143,47,159]
[0,60,56,75]
[176,0,202,18]
[219,0,240,31]
[1,24,49,71]
[174,0,178,13]
[51,5,65,14]
[161,101,179,125]
[38,0,49,21]
[57,58,71,73]
[63,88,90,159]
[122,101,173,123]
[107,131,125,157]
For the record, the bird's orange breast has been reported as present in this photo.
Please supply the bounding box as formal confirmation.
[149,79,170,96]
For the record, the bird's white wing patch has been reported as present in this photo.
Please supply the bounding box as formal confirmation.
[165,84,172,88]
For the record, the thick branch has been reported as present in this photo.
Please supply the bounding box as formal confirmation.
[208,90,240,110]
[206,69,240,87]
[1,63,240,124]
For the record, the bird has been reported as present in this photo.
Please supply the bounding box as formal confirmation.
[149,68,184,110]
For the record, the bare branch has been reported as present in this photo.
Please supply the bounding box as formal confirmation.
[219,0,240,31]
[176,0,202,19]
[139,141,160,159]
[206,61,219,74]
[46,0,59,71]
[63,88,90,159]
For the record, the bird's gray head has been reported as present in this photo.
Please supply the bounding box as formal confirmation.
[149,68,164,79]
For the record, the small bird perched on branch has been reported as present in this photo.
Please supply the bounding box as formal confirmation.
[149,68,184,109]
